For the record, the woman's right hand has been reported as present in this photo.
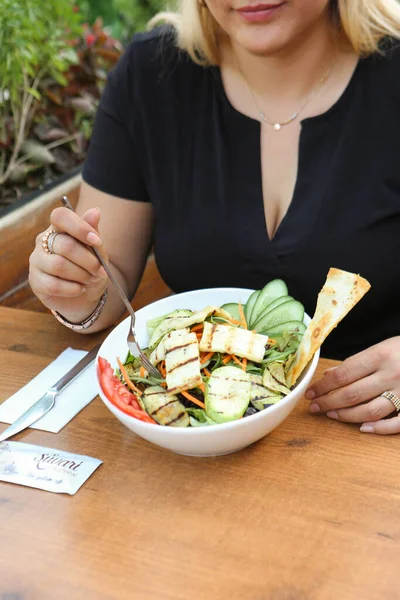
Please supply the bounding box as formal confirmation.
[29,206,109,322]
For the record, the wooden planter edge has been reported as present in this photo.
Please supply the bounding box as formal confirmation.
[0,172,172,313]
[0,174,82,310]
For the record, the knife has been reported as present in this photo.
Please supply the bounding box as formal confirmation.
[0,344,101,443]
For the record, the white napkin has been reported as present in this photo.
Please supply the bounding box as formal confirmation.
[0,348,99,433]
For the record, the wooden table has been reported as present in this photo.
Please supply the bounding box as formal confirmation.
[0,305,399,600]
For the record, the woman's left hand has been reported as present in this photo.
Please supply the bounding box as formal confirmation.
[305,337,400,435]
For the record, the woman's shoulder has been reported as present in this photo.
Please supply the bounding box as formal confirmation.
[129,26,185,58]
[119,26,201,89]
[100,26,204,119]
[366,40,400,84]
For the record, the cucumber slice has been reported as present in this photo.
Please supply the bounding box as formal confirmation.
[261,320,306,337]
[244,290,260,325]
[252,295,292,328]
[253,300,304,333]
[221,303,240,321]
[250,280,288,327]
[205,366,251,424]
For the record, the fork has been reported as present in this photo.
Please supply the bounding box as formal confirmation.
[61,196,161,379]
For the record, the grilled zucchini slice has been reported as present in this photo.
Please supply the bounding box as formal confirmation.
[205,366,251,424]
[142,386,189,427]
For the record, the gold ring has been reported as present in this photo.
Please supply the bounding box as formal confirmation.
[381,391,400,413]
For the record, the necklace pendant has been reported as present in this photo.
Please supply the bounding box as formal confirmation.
[273,123,281,131]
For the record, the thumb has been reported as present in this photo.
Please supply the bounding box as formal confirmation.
[82,207,101,231]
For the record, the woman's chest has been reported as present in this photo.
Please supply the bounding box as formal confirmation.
[259,124,301,240]
[150,101,400,295]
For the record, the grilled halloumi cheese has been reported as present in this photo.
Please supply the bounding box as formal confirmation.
[149,328,190,366]
[164,330,202,395]
[199,322,268,363]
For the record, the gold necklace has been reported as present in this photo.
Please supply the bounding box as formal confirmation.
[236,56,335,131]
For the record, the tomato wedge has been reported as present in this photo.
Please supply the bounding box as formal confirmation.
[97,357,156,424]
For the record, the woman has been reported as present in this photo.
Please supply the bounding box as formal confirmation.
[29,0,400,434]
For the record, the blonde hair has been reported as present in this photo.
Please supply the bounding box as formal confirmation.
[150,0,400,65]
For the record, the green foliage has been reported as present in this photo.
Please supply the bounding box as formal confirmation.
[0,0,83,191]
[0,0,81,106]
[77,0,119,28]
[113,0,166,38]
[0,0,165,201]
[0,5,122,203]
[76,0,166,43]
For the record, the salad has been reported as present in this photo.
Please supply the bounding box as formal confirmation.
[98,269,371,427]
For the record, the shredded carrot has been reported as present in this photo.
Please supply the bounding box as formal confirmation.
[242,357,247,371]
[217,309,242,327]
[158,360,166,378]
[203,368,211,377]
[222,353,245,367]
[200,351,214,364]
[117,357,143,397]
[160,382,167,388]
[226,317,242,326]
[238,301,247,329]
[180,390,205,409]
[231,355,243,367]
[190,324,204,333]
[222,354,232,364]
[139,366,145,378]
[199,382,206,393]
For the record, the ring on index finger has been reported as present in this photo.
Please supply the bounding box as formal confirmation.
[381,391,400,413]
[42,229,60,254]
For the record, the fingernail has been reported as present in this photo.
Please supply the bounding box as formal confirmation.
[360,425,374,433]
[90,276,101,283]
[327,410,338,420]
[97,266,107,278]
[324,366,338,375]
[305,389,315,400]
[87,232,101,246]
[309,403,320,413]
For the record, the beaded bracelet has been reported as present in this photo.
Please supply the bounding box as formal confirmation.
[51,289,108,331]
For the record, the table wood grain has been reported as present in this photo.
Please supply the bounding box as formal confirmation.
[0,306,399,600]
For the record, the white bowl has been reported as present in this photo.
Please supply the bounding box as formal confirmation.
[96,288,319,457]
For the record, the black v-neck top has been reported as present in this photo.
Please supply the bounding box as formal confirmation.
[83,29,400,360]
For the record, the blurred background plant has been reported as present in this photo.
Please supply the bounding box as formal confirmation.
[0,0,163,205]
[76,0,165,45]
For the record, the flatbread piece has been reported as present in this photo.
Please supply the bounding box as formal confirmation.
[286,268,371,387]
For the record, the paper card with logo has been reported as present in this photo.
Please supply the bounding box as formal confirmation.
[0,441,102,495]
